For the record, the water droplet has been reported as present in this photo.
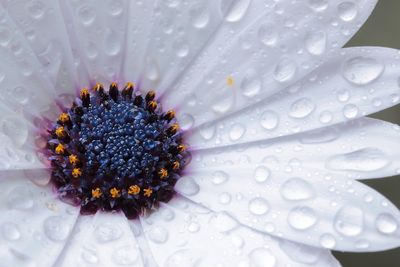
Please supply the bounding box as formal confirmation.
[326,148,389,172]
[211,90,234,114]
[334,205,364,237]
[319,110,333,123]
[7,186,34,210]
[199,122,216,140]
[343,57,384,85]
[300,127,340,144]
[240,69,262,97]
[148,226,168,244]
[308,0,328,12]
[224,0,250,22]
[191,6,210,29]
[187,222,200,233]
[82,248,99,264]
[288,206,317,230]
[305,31,326,55]
[338,2,358,22]
[210,212,238,233]
[95,223,122,243]
[260,110,279,130]
[229,123,245,141]
[104,29,121,56]
[112,245,139,265]
[27,1,45,19]
[165,250,199,267]
[78,5,96,26]
[10,86,29,104]
[1,222,21,241]
[108,0,124,16]
[178,113,194,130]
[289,98,315,118]
[145,58,160,81]
[274,58,297,83]
[212,171,229,185]
[0,26,12,46]
[376,213,398,234]
[343,104,359,119]
[249,197,269,215]
[2,116,29,147]
[175,177,200,196]
[254,166,271,183]
[258,25,278,47]
[280,178,315,201]
[165,0,181,8]
[337,89,350,102]
[249,248,277,267]
[43,216,71,242]
[219,192,232,204]
[173,39,190,58]
[319,234,336,248]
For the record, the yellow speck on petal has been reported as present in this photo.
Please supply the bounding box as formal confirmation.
[227,76,234,87]
[128,185,141,195]
[110,187,120,198]
[55,144,65,155]
[69,154,79,165]
[158,168,168,179]
[58,113,70,123]
[92,188,102,198]
[80,88,90,98]
[55,127,66,138]
[172,161,180,170]
[72,168,82,178]
[143,188,153,197]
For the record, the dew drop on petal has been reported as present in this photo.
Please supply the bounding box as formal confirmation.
[229,123,245,141]
[7,186,34,210]
[2,116,29,147]
[280,178,314,201]
[148,226,169,244]
[258,24,278,47]
[338,2,358,22]
[210,212,238,233]
[334,205,364,237]
[308,0,328,12]
[287,206,317,230]
[343,104,359,119]
[212,171,229,185]
[305,31,326,55]
[249,248,277,267]
[165,250,199,267]
[112,245,139,265]
[343,57,384,85]
[260,110,279,130]
[94,223,122,243]
[289,98,315,119]
[175,177,200,196]
[319,234,336,249]
[223,0,251,22]
[43,216,71,242]
[240,69,262,98]
[81,248,99,264]
[1,222,21,241]
[104,29,121,56]
[273,58,297,83]
[249,197,269,215]
[78,5,96,26]
[375,213,398,234]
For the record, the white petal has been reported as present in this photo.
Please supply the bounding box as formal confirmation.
[126,0,234,94]
[56,212,144,267]
[162,0,377,127]
[0,175,79,267]
[180,132,400,251]
[129,219,159,267]
[187,47,400,149]
[2,0,88,93]
[140,196,340,267]
[60,0,130,85]
[189,118,400,180]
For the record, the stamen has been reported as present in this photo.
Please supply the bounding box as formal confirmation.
[55,127,66,138]
[147,100,157,112]
[55,144,65,155]
[172,161,180,170]
[58,113,70,123]
[92,188,102,198]
[143,188,153,197]
[128,185,141,195]
[69,154,79,165]
[110,188,120,198]
[164,110,175,122]
[158,168,168,179]
[72,168,82,178]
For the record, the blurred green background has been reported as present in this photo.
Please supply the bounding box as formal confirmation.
[333,0,400,266]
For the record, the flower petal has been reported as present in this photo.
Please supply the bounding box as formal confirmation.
[56,212,144,267]
[129,219,159,267]
[2,0,88,93]
[179,126,400,251]
[140,196,340,267]
[0,175,79,267]
[161,0,377,126]
[187,47,400,149]
[60,0,130,85]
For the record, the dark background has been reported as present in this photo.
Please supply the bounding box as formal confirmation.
[333,0,400,266]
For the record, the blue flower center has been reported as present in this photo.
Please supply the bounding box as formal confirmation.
[47,82,188,219]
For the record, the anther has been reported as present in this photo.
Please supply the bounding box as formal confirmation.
[122,82,134,99]
[69,154,79,165]
[143,188,153,197]
[91,188,102,198]
[158,168,168,179]
[58,113,70,124]
[164,110,175,122]
[172,161,180,170]
[55,144,66,155]
[93,83,104,92]
[147,100,157,112]
[80,88,90,107]
[128,185,141,195]
[109,82,119,101]
[110,188,120,198]
[134,95,143,107]
[55,127,66,138]
[177,144,186,152]
[145,90,156,102]
[167,123,179,136]
[72,168,82,178]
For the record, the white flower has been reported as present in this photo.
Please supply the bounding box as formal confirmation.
[0,0,399,266]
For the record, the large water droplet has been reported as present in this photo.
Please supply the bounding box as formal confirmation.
[224,0,250,22]
[0,26,12,47]
[260,110,279,130]
[258,25,278,47]
[249,197,269,215]
[178,113,194,130]
[229,123,246,141]
[288,206,317,230]
[254,166,271,183]
[175,177,200,196]
[280,178,315,201]
[274,59,297,83]
[1,222,21,241]
[376,213,398,234]
[212,171,229,185]
[249,248,277,267]
[95,223,122,243]
[319,234,336,248]
[191,6,210,29]
[199,122,216,140]
[343,57,384,85]
[43,216,71,242]
[145,58,160,81]
[27,1,45,19]
[78,5,96,26]
[289,98,315,118]
[81,248,99,264]
[338,2,358,22]
[240,69,262,98]
[326,148,389,172]
[9,86,29,105]
[2,116,29,147]
[112,245,139,265]
[211,91,234,114]
[148,226,169,244]
[7,186,34,210]
[305,31,326,55]
[104,29,121,56]
[343,104,359,119]
[173,39,190,58]
[308,0,328,12]
[165,250,199,267]
[334,205,364,237]
[210,212,238,233]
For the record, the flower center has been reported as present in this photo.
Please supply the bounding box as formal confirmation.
[46,82,188,219]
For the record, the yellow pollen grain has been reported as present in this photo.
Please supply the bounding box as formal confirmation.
[166,110,175,118]
[171,123,179,131]
[128,185,141,195]
[227,76,234,87]
[110,187,120,198]
[111,82,118,88]
[91,188,102,198]
[58,113,70,123]
[55,144,65,154]
[177,144,186,152]
[143,188,153,197]
[172,161,180,170]
[55,127,66,138]
[93,83,103,91]
[80,88,89,97]
[148,101,157,109]
[72,168,82,178]
[158,168,168,179]
[69,154,79,165]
